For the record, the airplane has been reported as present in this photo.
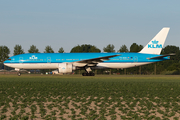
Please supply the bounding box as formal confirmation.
[4,27,173,76]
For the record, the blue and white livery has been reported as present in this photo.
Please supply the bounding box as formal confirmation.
[4,28,172,76]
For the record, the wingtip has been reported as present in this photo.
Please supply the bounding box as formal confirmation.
[169,53,176,56]
[163,27,170,30]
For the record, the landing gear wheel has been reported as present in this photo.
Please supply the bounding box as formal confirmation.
[82,73,87,76]
[82,72,95,76]
[90,73,95,76]
[17,72,21,76]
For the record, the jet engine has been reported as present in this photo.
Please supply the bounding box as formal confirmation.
[58,63,76,73]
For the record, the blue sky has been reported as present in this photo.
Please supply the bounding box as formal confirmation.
[0,1,180,55]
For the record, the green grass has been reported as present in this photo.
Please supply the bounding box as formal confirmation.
[0,75,180,119]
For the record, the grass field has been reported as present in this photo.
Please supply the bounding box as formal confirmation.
[0,75,180,120]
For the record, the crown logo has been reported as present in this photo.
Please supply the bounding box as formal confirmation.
[29,55,37,59]
[151,40,158,44]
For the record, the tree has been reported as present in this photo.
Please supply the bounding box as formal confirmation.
[58,47,64,53]
[103,44,115,53]
[0,46,10,62]
[13,45,24,55]
[70,45,81,53]
[161,45,180,71]
[44,46,54,53]
[28,45,39,53]
[161,45,179,54]
[89,46,101,52]
[130,43,143,52]
[118,45,129,52]
[70,44,101,53]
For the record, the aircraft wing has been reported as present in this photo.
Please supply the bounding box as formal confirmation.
[148,53,175,59]
[76,54,120,64]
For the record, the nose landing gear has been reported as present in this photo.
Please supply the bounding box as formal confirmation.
[17,72,21,76]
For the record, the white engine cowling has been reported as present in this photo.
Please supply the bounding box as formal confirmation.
[58,63,76,73]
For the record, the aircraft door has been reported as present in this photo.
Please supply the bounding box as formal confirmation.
[47,57,51,63]
[19,57,23,63]
[134,56,138,62]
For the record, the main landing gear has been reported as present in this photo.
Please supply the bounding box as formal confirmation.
[82,72,95,76]
[82,66,95,76]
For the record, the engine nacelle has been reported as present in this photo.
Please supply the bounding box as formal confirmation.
[58,63,76,73]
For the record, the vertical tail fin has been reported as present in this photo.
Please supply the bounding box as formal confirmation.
[139,27,170,55]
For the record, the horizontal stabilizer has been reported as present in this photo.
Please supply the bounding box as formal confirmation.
[147,53,175,59]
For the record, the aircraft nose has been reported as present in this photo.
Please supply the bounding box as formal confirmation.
[3,58,11,63]
[3,60,8,63]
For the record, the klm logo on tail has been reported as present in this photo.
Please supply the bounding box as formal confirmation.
[148,40,162,48]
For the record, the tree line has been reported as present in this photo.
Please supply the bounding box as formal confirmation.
[0,43,179,75]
